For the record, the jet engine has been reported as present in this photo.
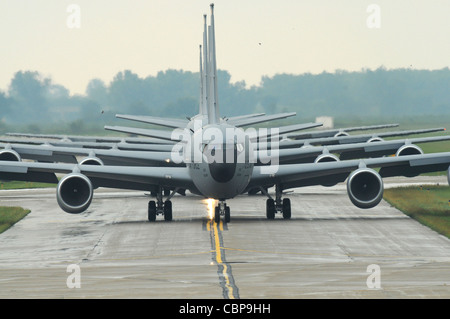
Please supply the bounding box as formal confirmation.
[367,137,384,143]
[0,149,21,162]
[314,153,341,186]
[334,132,349,137]
[56,173,93,214]
[79,156,104,166]
[395,144,423,156]
[314,153,339,163]
[347,168,384,209]
[447,166,450,185]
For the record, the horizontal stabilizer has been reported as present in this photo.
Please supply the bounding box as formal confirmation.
[224,113,265,121]
[104,125,182,142]
[250,122,323,141]
[116,114,189,129]
[229,112,296,127]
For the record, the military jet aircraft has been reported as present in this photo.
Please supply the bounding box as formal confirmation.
[2,4,450,224]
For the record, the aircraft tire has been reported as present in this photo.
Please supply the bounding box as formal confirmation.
[148,201,156,222]
[214,206,220,223]
[164,200,172,221]
[266,199,275,220]
[224,206,230,223]
[282,198,291,219]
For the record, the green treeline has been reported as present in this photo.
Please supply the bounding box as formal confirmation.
[1,67,450,134]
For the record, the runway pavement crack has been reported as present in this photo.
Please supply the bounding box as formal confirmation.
[82,231,106,262]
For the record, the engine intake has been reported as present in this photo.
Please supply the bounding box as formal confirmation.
[396,144,423,156]
[314,153,339,163]
[56,173,93,214]
[334,132,349,137]
[367,137,384,143]
[0,150,21,162]
[347,168,384,209]
[79,157,104,166]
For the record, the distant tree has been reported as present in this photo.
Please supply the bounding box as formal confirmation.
[0,90,11,120]
[108,70,152,115]
[86,78,108,109]
[7,71,50,123]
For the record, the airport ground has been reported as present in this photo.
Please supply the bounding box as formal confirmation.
[0,176,449,299]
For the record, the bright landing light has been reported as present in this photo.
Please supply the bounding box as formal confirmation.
[204,198,216,220]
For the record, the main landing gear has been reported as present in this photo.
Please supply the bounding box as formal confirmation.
[214,200,230,223]
[262,184,291,220]
[148,186,176,222]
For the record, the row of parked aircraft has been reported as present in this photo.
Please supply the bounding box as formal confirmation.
[1,4,450,223]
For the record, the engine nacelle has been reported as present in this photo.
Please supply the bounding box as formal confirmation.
[313,153,340,186]
[56,173,93,214]
[79,157,104,166]
[347,168,384,209]
[0,149,21,162]
[395,144,423,156]
[367,137,384,143]
[314,153,339,163]
[334,131,349,137]
[447,166,450,186]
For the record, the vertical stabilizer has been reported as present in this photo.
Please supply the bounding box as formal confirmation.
[202,4,220,125]
[199,44,204,115]
[209,3,220,124]
[203,14,212,123]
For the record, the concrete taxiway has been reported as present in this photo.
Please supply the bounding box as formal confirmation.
[0,176,449,298]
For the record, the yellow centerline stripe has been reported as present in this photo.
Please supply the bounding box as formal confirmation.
[211,219,235,299]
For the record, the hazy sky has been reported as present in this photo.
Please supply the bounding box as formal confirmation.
[1,0,449,95]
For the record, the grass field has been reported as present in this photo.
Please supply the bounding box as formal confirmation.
[384,185,450,239]
[0,182,51,234]
[0,206,31,234]
[0,181,55,190]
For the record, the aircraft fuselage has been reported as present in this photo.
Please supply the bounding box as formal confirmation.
[186,123,254,200]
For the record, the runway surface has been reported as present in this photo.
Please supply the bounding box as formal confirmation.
[0,176,449,298]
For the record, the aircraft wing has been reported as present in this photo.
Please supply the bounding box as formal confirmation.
[0,161,195,192]
[287,123,399,140]
[0,137,175,152]
[4,133,449,168]
[258,135,450,164]
[0,143,179,166]
[279,127,446,148]
[249,151,450,199]
[105,121,322,144]
[5,132,175,144]
[248,122,323,141]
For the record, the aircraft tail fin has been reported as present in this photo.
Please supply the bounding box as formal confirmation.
[202,4,219,125]
[201,14,209,118]
[199,44,209,117]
